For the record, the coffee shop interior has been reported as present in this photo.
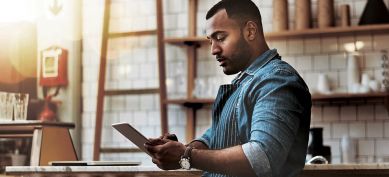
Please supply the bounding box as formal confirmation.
[1,0,389,176]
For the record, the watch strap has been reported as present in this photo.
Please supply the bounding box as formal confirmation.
[183,146,193,159]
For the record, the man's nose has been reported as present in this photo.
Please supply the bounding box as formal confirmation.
[211,43,221,55]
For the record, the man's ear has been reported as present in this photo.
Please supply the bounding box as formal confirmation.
[244,21,257,41]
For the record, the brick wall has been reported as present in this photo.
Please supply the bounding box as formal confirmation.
[81,0,389,164]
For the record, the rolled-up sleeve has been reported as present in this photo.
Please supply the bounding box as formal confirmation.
[242,142,272,177]
[242,69,307,177]
[194,127,212,148]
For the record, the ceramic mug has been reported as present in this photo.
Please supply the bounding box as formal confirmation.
[317,74,331,94]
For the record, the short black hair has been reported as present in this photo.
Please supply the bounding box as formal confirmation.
[206,0,262,26]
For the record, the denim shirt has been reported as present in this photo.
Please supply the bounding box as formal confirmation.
[196,49,312,177]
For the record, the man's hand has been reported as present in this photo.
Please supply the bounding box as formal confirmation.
[144,137,186,170]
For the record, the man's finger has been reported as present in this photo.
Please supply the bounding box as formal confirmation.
[146,138,161,145]
[152,158,160,166]
[144,143,163,153]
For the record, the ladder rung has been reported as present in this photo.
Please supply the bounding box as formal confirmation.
[104,88,160,96]
[100,147,142,153]
[108,30,157,38]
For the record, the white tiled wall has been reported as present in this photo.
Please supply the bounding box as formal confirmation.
[81,0,389,164]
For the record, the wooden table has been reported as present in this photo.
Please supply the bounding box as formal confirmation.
[5,163,389,177]
[0,121,77,166]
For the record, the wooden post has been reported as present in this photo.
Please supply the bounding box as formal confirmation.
[156,0,168,135]
[93,0,111,161]
[186,0,198,142]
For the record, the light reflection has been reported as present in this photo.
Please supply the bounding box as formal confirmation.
[344,41,365,52]
[0,0,37,23]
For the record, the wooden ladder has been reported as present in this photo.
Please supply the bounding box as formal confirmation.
[93,0,168,160]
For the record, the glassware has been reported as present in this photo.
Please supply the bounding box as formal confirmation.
[382,50,389,91]
[13,93,29,121]
[0,92,14,120]
[193,78,205,98]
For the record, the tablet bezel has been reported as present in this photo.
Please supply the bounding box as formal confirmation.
[112,122,152,157]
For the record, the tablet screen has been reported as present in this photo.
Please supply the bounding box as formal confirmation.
[112,122,152,157]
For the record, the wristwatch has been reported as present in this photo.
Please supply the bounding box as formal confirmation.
[179,146,193,170]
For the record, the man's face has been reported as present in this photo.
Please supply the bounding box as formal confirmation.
[206,9,251,75]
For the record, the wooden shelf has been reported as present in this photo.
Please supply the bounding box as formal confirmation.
[164,92,389,107]
[312,92,389,106]
[164,36,208,45]
[104,88,160,96]
[312,92,389,100]
[108,30,157,38]
[265,24,389,40]
[164,24,389,45]
[165,98,214,108]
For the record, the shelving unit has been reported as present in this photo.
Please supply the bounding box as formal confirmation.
[165,24,389,45]
[93,0,168,160]
[163,0,389,141]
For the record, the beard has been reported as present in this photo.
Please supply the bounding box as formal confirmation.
[222,35,252,75]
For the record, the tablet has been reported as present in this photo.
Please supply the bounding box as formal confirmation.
[49,161,141,166]
[112,122,152,157]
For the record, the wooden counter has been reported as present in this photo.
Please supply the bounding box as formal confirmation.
[0,120,77,166]
[5,163,389,177]
[5,166,202,177]
[301,163,389,177]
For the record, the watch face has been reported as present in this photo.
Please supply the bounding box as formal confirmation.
[180,158,191,169]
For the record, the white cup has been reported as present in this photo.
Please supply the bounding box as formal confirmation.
[317,74,331,94]
[361,73,370,86]
[369,80,382,92]
[341,136,357,163]
[359,85,371,93]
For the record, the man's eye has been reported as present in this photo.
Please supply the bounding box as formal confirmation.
[216,36,225,41]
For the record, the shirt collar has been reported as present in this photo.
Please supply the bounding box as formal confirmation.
[232,49,279,84]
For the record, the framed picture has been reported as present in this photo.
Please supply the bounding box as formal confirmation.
[40,46,68,87]
[42,49,60,78]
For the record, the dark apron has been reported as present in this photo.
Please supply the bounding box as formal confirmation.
[209,84,241,149]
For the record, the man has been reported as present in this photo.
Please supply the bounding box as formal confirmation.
[144,0,311,177]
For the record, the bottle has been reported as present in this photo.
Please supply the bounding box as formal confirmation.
[307,127,332,163]
[340,4,351,27]
[318,0,335,28]
[359,0,389,25]
[273,0,289,32]
[295,0,312,30]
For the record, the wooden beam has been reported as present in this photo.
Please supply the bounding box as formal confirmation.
[93,0,111,161]
[104,89,159,96]
[185,108,196,142]
[100,148,143,153]
[188,0,197,37]
[156,0,169,135]
[108,30,157,38]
